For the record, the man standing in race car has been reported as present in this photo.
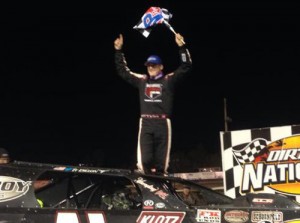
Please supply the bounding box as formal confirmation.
[114,33,192,175]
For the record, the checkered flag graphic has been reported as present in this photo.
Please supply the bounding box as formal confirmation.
[232,138,268,165]
[221,125,300,199]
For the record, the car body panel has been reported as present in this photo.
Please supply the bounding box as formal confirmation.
[1,161,300,223]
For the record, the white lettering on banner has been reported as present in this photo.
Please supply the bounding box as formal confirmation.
[242,163,263,192]
[137,211,185,223]
[267,149,300,162]
[56,211,105,223]
[242,162,300,192]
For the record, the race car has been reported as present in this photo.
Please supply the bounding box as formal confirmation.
[1,160,300,223]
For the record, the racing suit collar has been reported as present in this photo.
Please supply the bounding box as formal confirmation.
[150,72,164,80]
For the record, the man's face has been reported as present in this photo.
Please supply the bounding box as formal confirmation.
[147,64,163,77]
[0,157,10,164]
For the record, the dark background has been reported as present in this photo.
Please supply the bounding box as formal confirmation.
[1,1,299,170]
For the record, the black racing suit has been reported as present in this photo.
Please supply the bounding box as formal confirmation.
[115,46,192,174]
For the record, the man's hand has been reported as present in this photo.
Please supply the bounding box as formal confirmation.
[114,34,123,50]
[175,33,185,47]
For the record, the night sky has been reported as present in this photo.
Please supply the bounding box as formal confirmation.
[1,1,300,168]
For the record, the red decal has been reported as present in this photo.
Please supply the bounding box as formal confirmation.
[137,211,185,223]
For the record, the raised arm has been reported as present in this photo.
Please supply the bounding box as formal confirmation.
[165,33,192,81]
[114,34,144,87]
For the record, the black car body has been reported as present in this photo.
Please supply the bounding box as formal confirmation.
[1,161,300,223]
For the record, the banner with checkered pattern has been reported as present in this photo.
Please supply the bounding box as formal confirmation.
[220,124,300,202]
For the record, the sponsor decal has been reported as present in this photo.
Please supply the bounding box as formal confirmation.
[53,166,73,172]
[54,166,108,174]
[252,198,273,204]
[134,177,169,200]
[251,211,283,223]
[154,190,169,200]
[155,202,166,209]
[137,211,185,223]
[53,166,67,171]
[145,83,162,102]
[196,209,221,223]
[135,177,159,192]
[229,135,300,195]
[0,176,31,202]
[224,210,249,223]
[53,167,111,174]
[144,200,154,209]
[71,168,108,174]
